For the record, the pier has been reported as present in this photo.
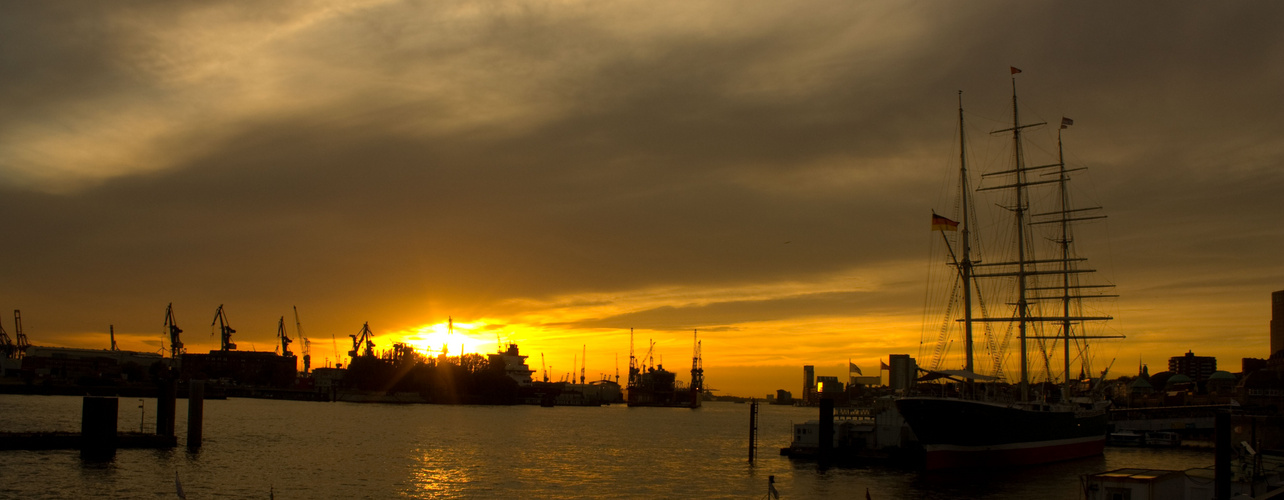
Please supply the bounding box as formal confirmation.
[0,382,204,453]
[1108,404,1231,435]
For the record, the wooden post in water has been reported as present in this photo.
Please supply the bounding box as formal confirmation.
[819,397,834,460]
[187,380,204,450]
[81,396,118,460]
[156,379,177,437]
[748,400,759,462]
[1215,409,1231,500]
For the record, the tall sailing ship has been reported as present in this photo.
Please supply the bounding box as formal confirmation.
[896,70,1122,470]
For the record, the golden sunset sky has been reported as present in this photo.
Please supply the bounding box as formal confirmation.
[2,2,1281,397]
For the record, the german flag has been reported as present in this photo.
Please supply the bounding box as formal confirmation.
[931,212,959,231]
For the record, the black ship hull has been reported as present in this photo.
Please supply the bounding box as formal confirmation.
[896,397,1106,470]
[625,387,701,408]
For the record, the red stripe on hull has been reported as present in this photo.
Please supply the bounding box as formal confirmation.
[924,437,1104,470]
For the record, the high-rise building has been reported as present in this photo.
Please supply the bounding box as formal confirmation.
[816,375,843,394]
[1168,350,1217,382]
[1272,290,1284,357]
[888,354,918,392]
[802,365,815,403]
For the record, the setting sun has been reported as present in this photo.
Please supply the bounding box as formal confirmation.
[393,318,496,357]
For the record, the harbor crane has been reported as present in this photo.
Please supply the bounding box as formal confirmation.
[276,316,293,356]
[294,306,311,374]
[164,303,184,358]
[628,328,637,387]
[580,345,586,384]
[690,330,704,395]
[330,333,339,368]
[348,322,375,362]
[0,321,14,359]
[210,304,236,351]
[13,310,30,359]
[109,325,118,351]
[541,353,548,382]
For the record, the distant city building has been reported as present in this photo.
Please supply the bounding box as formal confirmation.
[888,354,918,392]
[802,365,815,402]
[21,346,164,382]
[850,376,881,387]
[312,366,346,397]
[1273,290,1284,357]
[180,350,297,387]
[815,375,843,395]
[775,389,793,404]
[1243,357,1268,374]
[1168,351,1216,382]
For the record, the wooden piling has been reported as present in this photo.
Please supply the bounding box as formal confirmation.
[1215,409,1231,500]
[748,400,759,462]
[80,396,117,459]
[819,397,834,459]
[187,380,204,450]
[156,379,177,437]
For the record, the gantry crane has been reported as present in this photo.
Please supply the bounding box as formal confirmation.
[211,304,236,351]
[164,303,184,359]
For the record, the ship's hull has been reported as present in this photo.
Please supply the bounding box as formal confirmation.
[896,397,1106,470]
[625,387,701,408]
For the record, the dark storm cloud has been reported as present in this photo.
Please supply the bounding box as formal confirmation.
[0,1,1281,359]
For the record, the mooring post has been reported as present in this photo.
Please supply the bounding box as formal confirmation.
[748,400,759,462]
[819,397,834,460]
[1215,409,1231,500]
[187,380,204,450]
[81,396,118,460]
[156,379,177,437]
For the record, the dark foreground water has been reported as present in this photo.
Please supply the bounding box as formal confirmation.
[0,394,1213,499]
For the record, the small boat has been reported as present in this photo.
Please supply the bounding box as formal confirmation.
[1144,431,1181,447]
[1107,430,1145,447]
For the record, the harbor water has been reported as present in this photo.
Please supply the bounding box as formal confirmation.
[0,394,1213,499]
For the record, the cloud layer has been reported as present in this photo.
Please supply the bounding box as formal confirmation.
[2,1,1281,395]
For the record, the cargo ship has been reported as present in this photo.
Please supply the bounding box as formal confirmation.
[625,330,702,408]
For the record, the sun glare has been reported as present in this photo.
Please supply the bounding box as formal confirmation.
[392,319,495,357]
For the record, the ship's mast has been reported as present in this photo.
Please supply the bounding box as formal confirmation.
[1040,121,1116,394]
[980,73,1044,402]
[958,91,975,385]
[1057,129,1072,394]
[963,69,1121,403]
[1011,75,1031,403]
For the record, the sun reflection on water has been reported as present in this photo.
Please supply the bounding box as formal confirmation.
[409,451,475,498]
